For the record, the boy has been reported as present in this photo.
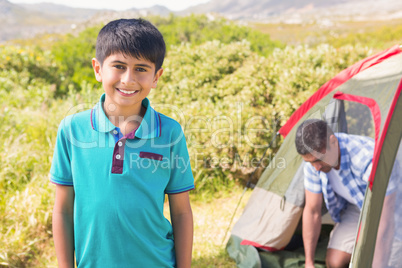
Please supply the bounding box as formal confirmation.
[50,18,194,268]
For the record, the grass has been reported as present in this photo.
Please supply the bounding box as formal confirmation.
[0,179,251,267]
[249,18,402,48]
[167,186,252,267]
[0,178,56,268]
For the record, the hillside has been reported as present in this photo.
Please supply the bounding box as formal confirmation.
[0,0,98,41]
[0,0,170,43]
[2,0,402,43]
[183,0,402,21]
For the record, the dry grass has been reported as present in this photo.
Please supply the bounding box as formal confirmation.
[165,187,252,267]
[249,18,402,47]
[0,185,251,268]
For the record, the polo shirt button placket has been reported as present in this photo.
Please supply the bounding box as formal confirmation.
[111,138,126,174]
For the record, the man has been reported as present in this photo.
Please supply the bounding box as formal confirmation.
[295,119,395,268]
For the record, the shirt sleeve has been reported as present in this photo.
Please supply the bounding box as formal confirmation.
[362,162,372,182]
[303,163,322,193]
[49,119,73,186]
[362,157,398,196]
[165,125,194,194]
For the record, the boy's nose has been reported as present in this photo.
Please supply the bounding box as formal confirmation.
[122,71,136,85]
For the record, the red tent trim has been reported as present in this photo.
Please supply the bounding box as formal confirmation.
[333,91,381,143]
[240,239,285,252]
[279,45,402,138]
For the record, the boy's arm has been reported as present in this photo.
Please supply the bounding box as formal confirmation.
[168,191,193,268]
[52,184,75,268]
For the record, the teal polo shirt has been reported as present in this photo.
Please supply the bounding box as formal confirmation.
[50,94,194,267]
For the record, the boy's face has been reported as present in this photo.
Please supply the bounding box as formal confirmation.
[92,52,163,110]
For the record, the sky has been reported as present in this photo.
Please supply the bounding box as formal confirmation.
[8,0,211,11]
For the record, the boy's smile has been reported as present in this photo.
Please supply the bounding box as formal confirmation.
[92,53,163,116]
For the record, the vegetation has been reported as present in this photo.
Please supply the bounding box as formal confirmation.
[1,14,401,267]
[250,18,402,49]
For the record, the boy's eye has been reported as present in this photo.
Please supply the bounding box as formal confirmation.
[136,67,147,72]
[114,65,125,70]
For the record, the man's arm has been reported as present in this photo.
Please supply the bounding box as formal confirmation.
[303,190,323,268]
[52,184,75,268]
[168,191,193,268]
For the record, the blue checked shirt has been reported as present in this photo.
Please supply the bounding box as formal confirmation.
[304,133,375,223]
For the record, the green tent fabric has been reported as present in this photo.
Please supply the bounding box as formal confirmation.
[227,225,333,268]
[227,235,261,268]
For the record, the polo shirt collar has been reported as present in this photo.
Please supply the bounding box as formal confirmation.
[136,97,162,139]
[90,94,161,139]
[91,94,115,133]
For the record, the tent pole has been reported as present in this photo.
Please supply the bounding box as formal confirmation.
[221,186,249,247]
[221,131,280,246]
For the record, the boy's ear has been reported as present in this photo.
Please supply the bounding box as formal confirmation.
[92,58,102,82]
[152,68,164,88]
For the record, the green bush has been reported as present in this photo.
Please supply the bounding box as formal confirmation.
[151,43,372,189]
[152,14,283,55]
[51,26,99,96]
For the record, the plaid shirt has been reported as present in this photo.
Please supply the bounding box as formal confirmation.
[304,133,375,223]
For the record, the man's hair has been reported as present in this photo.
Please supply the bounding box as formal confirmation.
[295,119,334,155]
[95,18,166,72]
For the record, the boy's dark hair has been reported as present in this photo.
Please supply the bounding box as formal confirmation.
[295,119,334,155]
[96,18,166,72]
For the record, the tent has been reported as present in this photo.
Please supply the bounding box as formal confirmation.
[226,45,402,268]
